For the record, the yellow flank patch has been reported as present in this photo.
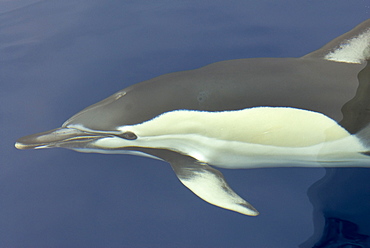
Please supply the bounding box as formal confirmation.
[126,107,350,147]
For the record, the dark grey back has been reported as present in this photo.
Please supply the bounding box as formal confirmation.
[64,58,365,133]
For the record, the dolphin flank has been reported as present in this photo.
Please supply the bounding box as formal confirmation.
[16,19,370,216]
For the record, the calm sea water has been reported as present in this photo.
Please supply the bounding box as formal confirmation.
[1,1,370,247]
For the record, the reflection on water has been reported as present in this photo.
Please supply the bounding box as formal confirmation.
[302,63,370,247]
[313,218,369,248]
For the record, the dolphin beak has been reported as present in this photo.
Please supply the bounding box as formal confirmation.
[15,127,107,150]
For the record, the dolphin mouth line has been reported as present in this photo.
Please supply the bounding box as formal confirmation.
[15,127,110,150]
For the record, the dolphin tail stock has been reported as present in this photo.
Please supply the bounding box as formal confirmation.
[302,19,370,64]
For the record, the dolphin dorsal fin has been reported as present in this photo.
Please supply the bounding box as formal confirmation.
[303,19,370,64]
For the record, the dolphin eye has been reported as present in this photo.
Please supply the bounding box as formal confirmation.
[117,131,137,140]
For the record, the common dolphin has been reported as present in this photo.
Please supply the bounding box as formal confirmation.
[16,19,370,216]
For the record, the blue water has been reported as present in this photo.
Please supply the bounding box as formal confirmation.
[1,1,370,247]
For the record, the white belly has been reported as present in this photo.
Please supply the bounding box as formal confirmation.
[92,131,368,168]
[90,107,370,168]
[129,133,367,168]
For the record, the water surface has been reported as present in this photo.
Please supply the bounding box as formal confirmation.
[1,1,370,247]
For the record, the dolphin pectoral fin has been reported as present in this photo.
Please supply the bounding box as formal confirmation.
[123,147,259,216]
[170,159,259,216]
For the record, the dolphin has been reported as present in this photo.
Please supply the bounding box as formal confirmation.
[15,19,370,216]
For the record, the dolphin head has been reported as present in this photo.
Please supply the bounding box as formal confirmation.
[15,71,219,155]
[15,88,156,154]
